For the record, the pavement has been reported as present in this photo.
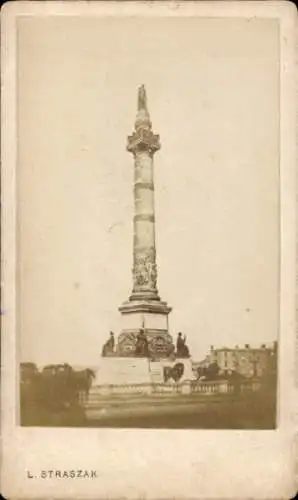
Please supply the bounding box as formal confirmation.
[85,391,276,429]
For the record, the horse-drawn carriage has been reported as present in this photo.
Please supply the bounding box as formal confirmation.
[40,364,95,409]
[20,362,95,419]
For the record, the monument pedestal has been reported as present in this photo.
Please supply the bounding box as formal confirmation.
[97,86,192,381]
[92,356,195,388]
[93,357,151,386]
[117,299,174,358]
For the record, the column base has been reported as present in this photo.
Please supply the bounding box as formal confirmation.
[119,298,172,315]
[117,298,174,359]
[129,290,161,301]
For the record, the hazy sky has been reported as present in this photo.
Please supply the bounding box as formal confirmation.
[17,16,279,366]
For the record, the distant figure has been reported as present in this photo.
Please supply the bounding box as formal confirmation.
[176,332,190,358]
[135,328,149,357]
[102,332,115,357]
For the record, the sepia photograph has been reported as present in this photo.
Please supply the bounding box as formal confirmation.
[17,11,279,430]
[1,1,297,499]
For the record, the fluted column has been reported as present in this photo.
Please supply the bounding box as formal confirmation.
[127,85,160,301]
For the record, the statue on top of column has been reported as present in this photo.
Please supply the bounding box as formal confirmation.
[134,85,152,133]
[138,84,147,111]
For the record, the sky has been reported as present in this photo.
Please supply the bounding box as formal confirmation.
[17,15,280,366]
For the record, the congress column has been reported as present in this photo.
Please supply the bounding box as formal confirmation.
[118,85,173,358]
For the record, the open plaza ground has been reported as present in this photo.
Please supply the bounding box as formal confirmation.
[21,387,276,430]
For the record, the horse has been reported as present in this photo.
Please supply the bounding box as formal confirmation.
[73,369,96,405]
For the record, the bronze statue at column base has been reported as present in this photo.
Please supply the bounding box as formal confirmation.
[101,332,115,357]
[115,328,175,359]
[175,333,190,358]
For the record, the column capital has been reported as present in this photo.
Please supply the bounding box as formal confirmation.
[127,128,160,155]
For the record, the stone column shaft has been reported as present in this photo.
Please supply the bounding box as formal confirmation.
[126,90,161,301]
[131,150,158,299]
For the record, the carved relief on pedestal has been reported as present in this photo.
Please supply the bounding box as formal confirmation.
[117,331,138,357]
[132,248,157,292]
[148,332,175,358]
[116,329,175,358]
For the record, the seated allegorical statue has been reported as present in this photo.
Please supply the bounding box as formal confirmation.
[135,328,149,357]
[176,332,190,358]
[101,331,115,357]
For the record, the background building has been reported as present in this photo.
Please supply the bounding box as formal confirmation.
[207,342,277,378]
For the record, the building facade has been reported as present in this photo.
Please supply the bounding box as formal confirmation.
[208,342,277,378]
